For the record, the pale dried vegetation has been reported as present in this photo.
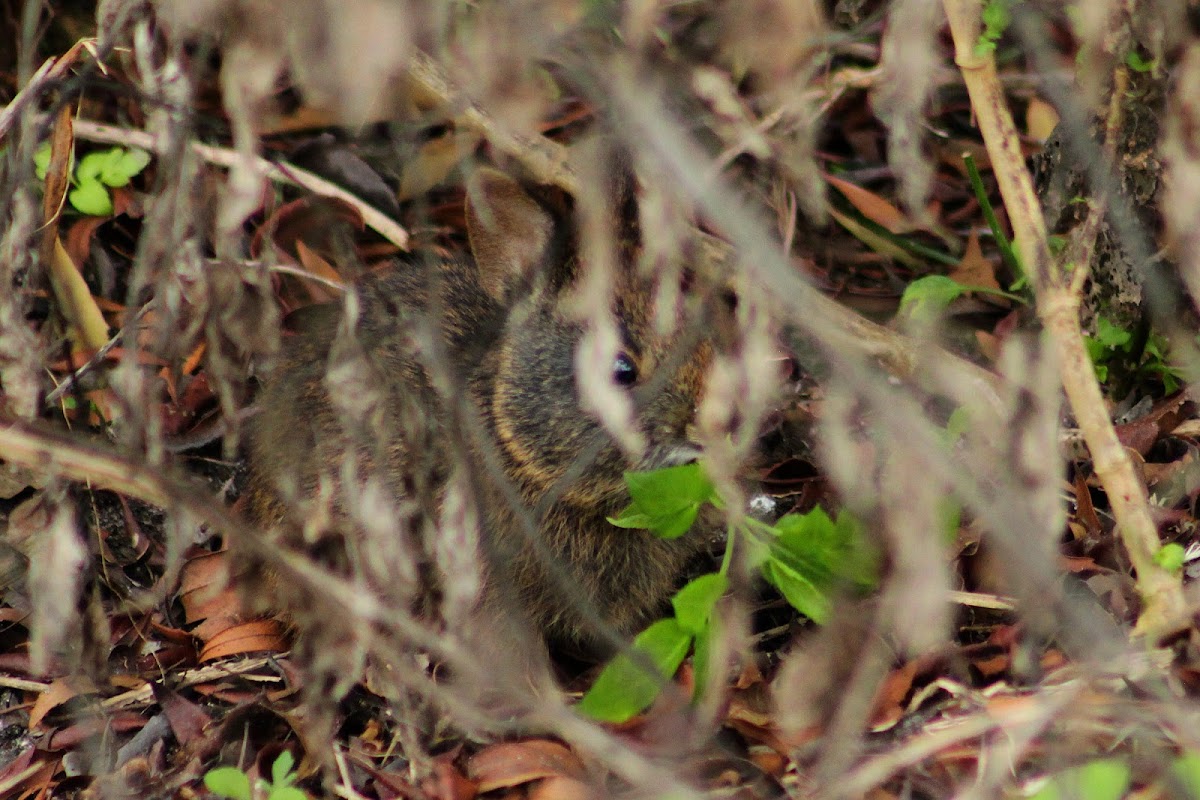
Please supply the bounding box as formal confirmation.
[3,0,1200,798]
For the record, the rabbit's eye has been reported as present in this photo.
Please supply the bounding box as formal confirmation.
[613,352,639,387]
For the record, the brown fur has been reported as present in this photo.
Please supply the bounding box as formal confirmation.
[243,169,718,658]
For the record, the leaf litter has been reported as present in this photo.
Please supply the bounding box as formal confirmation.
[1,2,1199,799]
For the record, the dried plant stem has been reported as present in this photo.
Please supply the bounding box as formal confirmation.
[941,0,1185,638]
[0,420,705,798]
[55,116,410,250]
[409,53,579,196]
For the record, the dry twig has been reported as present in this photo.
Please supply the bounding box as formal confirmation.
[940,0,1186,639]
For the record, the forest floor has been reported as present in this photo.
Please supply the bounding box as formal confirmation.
[3,2,1200,799]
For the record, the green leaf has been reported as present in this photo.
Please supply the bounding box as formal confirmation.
[672,573,727,635]
[578,618,693,723]
[980,0,1011,42]
[1155,542,1186,572]
[34,142,52,180]
[899,275,967,321]
[99,147,151,186]
[835,511,879,588]
[625,462,715,514]
[760,509,877,623]
[267,788,309,800]
[654,505,703,540]
[1173,752,1200,796]
[607,506,654,529]
[204,767,252,800]
[271,751,296,787]
[940,496,962,543]
[761,557,831,624]
[618,462,715,539]
[1093,317,1132,350]
[1125,49,1156,73]
[691,617,714,701]
[69,179,113,216]
[76,149,110,182]
[1033,759,1131,800]
[943,406,970,445]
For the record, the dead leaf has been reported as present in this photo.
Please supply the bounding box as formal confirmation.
[1025,96,1059,142]
[868,659,923,730]
[44,711,146,751]
[825,173,912,234]
[29,678,93,730]
[468,740,587,793]
[1114,417,1160,456]
[934,139,991,176]
[1059,555,1106,575]
[179,550,234,628]
[49,236,111,352]
[252,195,362,266]
[947,230,1000,291]
[156,686,214,746]
[529,775,597,800]
[0,750,57,799]
[64,217,109,269]
[295,240,345,303]
[1071,474,1103,541]
[199,619,288,661]
[40,105,73,261]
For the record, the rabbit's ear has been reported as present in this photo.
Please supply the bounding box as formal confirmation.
[466,168,555,302]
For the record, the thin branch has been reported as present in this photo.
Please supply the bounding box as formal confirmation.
[940,0,1186,638]
[61,116,410,250]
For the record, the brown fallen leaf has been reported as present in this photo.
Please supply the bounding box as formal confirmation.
[467,739,588,794]
[29,678,90,730]
[825,173,912,234]
[178,549,235,628]
[1114,417,1160,456]
[947,229,1000,292]
[156,685,214,747]
[1025,96,1060,142]
[199,618,288,661]
[529,775,598,800]
[50,236,111,352]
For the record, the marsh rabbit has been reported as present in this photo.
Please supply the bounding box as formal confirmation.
[243,167,733,672]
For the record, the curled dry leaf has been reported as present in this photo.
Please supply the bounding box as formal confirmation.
[198,619,288,662]
[178,549,234,626]
[467,739,588,794]
[528,775,597,800]
[1114,417,1160,456]
[178,549,255,645]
